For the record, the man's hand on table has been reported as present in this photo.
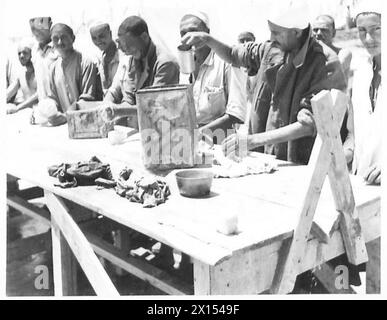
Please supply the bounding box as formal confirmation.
[222,132,251,158]
[363,164,381,185]
[6,103,19,115]
[48,112,67,126]
[98,103,116,122]
[198,127,215,147]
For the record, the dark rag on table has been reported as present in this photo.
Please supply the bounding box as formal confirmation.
[115,168,170,208]
[48,156,114,188]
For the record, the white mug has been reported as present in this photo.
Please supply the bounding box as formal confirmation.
[108,130,126,145]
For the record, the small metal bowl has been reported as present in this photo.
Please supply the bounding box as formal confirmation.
[175,170,213,198]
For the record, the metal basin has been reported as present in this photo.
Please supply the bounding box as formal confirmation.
[175,170,213,198]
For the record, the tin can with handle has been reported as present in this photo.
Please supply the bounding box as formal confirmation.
[177,44,195,74]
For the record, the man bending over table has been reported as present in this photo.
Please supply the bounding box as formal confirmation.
[103,16,180,129]
[181,8,343,164]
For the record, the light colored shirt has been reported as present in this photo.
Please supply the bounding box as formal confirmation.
[192,50,247,126]
[32,42,58,100]
[47,50,98,113]
[351,53,382,176]
[97,46,120,95]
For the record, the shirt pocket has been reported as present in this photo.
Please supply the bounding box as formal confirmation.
[201,86,226,120]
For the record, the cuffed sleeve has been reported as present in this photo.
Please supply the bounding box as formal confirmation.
[224,64,247,123]
[230,42,262,76]
[297,108,316,135]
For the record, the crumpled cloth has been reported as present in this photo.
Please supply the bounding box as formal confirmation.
[48,156,114,188]
[210,145,277,178]
[115,168,170,208]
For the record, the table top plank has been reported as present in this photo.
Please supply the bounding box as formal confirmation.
[5,110,381,266]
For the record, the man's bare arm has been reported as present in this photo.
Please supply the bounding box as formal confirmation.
[6,80,20,103]
[181,32,234,64]
[200,114,240,135]
[222,122,314,155]
[14,93,39,112]
[249,122,314,148]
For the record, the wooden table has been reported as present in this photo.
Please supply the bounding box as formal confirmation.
[5,110,381,295]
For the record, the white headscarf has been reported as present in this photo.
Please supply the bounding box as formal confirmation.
[181,11,210,29]
[267,1,310,29]
[354,0,382,19]
[89,20,111,32]
[17,37,35,52]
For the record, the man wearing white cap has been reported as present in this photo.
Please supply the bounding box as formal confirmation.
[41,23,99,126]
[179,12,247,138]
[89,22,120,96]
[351,3,382,185]
[181,6,341,164]
[6,39,38,114]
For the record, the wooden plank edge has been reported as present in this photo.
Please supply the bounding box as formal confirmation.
[7,195,50,226]
[17,187,44,200]
[85,231,193,296]
[45,191,120,297]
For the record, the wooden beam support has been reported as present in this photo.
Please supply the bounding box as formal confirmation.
[18,187,44,200]
[85,232,193,295]
[272,90,368,294]
[51,218,78,296]
[45,190,119,297]
[193,260,212,295]
[313,263,356,294]
[313,91,367,265]
[365,237,380,294]
[7,195,50,226]
[271,142,332,293]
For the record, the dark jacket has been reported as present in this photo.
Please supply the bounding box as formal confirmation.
[231,30,337,164]
[105,40,180,106]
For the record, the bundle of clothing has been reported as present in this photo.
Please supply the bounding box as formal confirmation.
[115,168,170,208]
[48,156,114,188]
[48,157,170,208]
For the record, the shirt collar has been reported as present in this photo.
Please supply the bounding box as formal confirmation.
[133,40,156,73]
[292,25,312,69]
[144,40,156,67]
[37,41,53,54]
[102,43,120,64]
[202,50,215,66]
